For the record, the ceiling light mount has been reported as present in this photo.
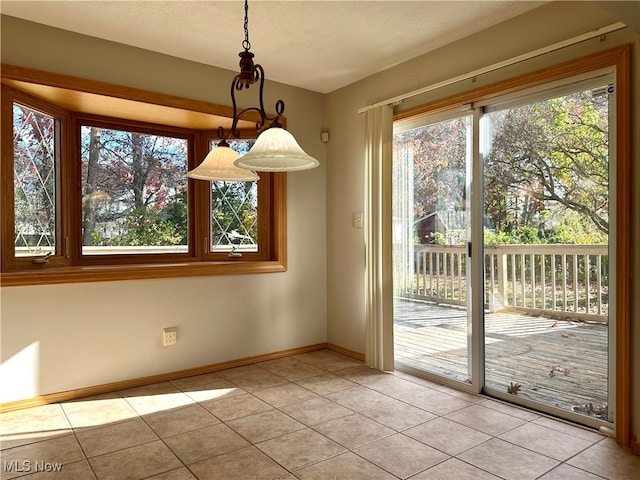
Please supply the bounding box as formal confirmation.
[229,53,285,137]
[188,0,318,180]
[229,0,286,137]
[236,1,258,89]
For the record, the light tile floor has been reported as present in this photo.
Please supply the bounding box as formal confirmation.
[1,350,638,480]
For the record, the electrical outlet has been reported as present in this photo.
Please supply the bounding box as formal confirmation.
[162,327,177,347]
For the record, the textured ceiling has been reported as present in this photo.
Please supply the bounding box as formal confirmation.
[1,1,547,93]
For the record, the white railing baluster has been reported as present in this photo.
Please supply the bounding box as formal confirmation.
[425,252,433,297]
[489,253,495,309]
[451,252,455,300]
[422,251,427,296]
[586,254,591,315]
[562,254,567,310]
[531,253,536,309]
[416,251,421,296]
[552,254,557,311]
[444,252,449,300]
[397,244,607,322]
[497,248,507,308]
[541,253,547,310]
[573,254,579,313]
[453,253,457,300]
[457,253,461,300]
[597,254,602,315]
[511,252,517,307]
[520,253,526,308]
[436,252,440,299]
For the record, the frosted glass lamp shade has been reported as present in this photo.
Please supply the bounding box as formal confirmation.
[188,145,259,182]
[233,127,319,172]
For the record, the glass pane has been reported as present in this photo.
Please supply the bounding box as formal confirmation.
[13,103,57,257]
[482,84,610,420]
[81,126,188,254]
[393,115,472,383]
[210,139,258,253]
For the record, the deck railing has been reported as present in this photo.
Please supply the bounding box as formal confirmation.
[394,243,609,323]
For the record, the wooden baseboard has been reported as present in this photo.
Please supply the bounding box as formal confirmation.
[0,342,333,413]
[327,343,365,362]
[631,435,640,456]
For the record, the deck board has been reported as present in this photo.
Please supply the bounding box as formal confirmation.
[394,300,609,418]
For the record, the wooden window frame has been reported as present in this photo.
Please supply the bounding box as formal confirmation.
[0,65,287,286]
[199,134,271,263]
[2,86,71,272]
[70,113,197,266]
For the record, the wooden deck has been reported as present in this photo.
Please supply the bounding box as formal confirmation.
[394,299,609,418]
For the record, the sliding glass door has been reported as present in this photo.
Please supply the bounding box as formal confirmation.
[393,113,472,383]
[393,70,615,428]
[481,77,613,424]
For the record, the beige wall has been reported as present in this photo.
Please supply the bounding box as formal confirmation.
[325,1,639,438]
[0,16,327,403]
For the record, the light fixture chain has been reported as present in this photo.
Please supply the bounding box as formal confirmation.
[187,0,319,177]
[242,0,251,52]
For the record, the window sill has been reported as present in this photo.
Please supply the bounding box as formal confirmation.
[0,260,287,287]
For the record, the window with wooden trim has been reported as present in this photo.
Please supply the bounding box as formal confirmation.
[1,66,287,285]
[13,102,59,258]
[208,139,262,256]
[76,118,191,259]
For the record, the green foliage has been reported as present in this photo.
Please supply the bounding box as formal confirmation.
[396,85,610,247]
[80,127,188,247]
[552,209,607,244]
[93,207,182,246]
[513,225,542,244]
[483,226,547,246]
[484,230,516,246]
[394,116,468,221]
[429,232,447,245]
[120,209,182,246]
[161,188,188,244]
[484,88,609,240]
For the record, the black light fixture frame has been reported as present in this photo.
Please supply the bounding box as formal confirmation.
[226,0,285,139]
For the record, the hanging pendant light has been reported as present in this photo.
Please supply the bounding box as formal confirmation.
[234,127,319,172]
[190,0,318,179]
[188,127,259,181]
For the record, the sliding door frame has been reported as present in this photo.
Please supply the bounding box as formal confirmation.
[393,45,632,446]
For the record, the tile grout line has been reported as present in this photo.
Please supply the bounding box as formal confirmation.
[60,402,100,480]
[1,352,632,480]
